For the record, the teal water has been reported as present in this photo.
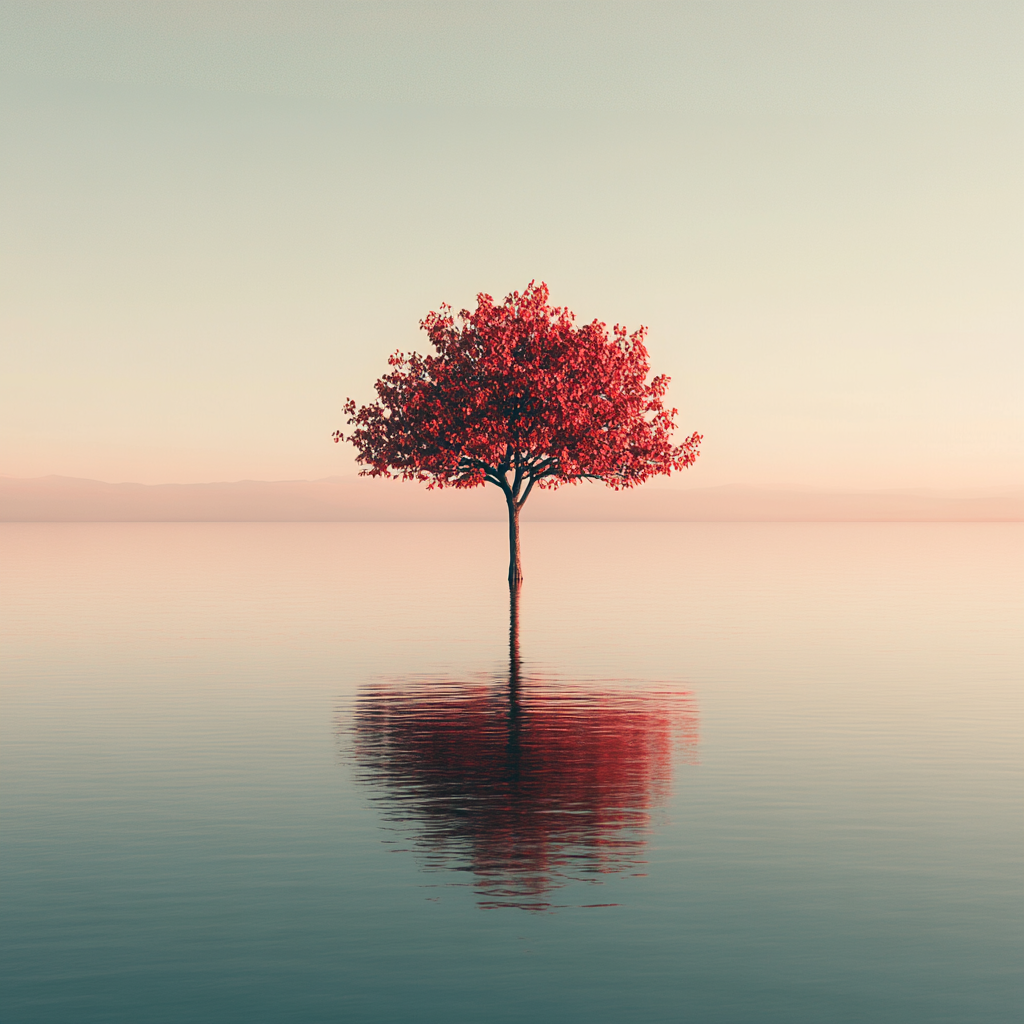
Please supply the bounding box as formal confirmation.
[1,522,1021,1023]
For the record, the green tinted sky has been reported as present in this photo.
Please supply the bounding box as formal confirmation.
[1,1,1020,488]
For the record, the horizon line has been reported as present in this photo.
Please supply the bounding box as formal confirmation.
[3,474,1022,497]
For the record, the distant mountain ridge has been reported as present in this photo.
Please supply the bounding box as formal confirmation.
[1,476,1020,522]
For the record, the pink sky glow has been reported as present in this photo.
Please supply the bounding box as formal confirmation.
[0,4,1020,494]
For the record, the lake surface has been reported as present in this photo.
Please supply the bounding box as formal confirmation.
[1,522,1021,1023]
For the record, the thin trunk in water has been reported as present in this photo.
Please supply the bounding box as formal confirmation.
[508,577,521,687]
[506,577,522,783]
[507,497,523,585]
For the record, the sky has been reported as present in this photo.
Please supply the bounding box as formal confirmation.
[1,1,1021,491]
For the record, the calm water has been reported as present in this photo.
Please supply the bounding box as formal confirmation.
[1,522,1021,1023]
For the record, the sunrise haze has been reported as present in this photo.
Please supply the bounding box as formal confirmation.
[1,2,1020,509]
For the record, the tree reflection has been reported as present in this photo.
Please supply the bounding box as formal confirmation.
[347,584,698,910]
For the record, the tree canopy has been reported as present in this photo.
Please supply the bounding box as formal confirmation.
[337,282,701,581]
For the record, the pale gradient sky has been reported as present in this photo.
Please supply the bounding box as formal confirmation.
[1,1,1021,490]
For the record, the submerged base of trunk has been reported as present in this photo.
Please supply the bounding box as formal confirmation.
[507,499,523,584]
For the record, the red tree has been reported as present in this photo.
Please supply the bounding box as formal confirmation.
[336,282,701,583]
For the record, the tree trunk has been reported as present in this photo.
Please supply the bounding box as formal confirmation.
[506,577,522,782]
[508,576,521,686]
[507,497,523,585]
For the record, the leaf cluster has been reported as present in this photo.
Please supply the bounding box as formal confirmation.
[337,282,701,507]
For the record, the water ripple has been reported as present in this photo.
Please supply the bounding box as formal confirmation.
[341,674,698,910]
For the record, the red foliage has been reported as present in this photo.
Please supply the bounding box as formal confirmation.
[337,282,701,499]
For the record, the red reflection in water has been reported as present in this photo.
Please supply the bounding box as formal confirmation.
[347,589,698,910]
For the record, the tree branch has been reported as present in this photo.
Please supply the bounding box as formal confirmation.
[517,475,538,508]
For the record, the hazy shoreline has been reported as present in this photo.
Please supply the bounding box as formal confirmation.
[2,475,1020,522]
